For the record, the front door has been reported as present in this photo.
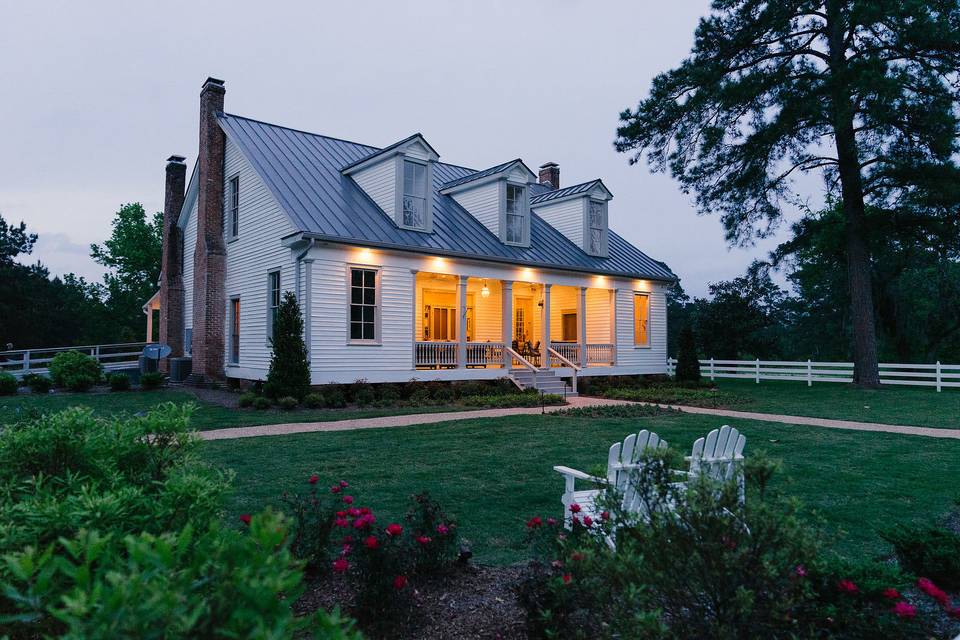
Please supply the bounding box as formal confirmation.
[514,296,534,345]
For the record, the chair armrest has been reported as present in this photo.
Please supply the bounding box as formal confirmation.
[552,466,608,485]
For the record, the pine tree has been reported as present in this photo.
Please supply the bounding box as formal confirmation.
[675,325,702,386]
[265,292,310,400]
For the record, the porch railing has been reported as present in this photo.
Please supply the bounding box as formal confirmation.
[466,342,505,367]
[549,342,581,367]
[415,342,458,368]
[0,342,149,377]
[586,343,615,366]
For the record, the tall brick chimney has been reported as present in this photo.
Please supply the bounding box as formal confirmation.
[158,154,187,371]
[191,77,227,381]
[538,162,560,190]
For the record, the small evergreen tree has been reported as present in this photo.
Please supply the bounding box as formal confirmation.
[675,325,701,386]
[264,292,310,400]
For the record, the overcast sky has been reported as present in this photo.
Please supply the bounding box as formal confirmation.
[0,0,797,297]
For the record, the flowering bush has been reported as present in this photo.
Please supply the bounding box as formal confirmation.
[882,524,960,591]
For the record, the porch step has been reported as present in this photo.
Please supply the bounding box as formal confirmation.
[510,368,577,397]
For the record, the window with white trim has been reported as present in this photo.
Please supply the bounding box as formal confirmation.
[402,160,427,229]
[267,271,281,342]
[349,267,378,342]
[229,297,241,363]
[588,200,605,255]
[228,176,239,239]
[505,183,525,244]
[634,293,650,346]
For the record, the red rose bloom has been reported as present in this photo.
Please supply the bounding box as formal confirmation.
[363,535,380,550]
[342,495,354,505]
[334,517,349,528]
[386,523,403,537]
[359,507,371,515]
[571,516,581,526]
[332,558,349,573]
[436,524,449,535]
[917,577,949,606]
[837,579,858,594]
[330,485,341,494]
[393,575,408,590]
[417,535,432,545]
[562,574,572,584]
[882,588,901,600]
[526,516,543,529]
[339,480,349,488]
[600,511,610,521]
[342,535,354,544]
[569,503,581,514]
[547,517,557,526]
[308,474,319,485]
[239,514,252,525]
[892,601,916,619]
[582,516,593,527]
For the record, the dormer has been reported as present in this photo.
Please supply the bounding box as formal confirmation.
[531,179,613,257]
[342,133,439,232]
[439,159,536,247]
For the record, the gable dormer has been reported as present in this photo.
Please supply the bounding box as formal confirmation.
[531,179,613,257]
[342,134,439,232]
[439,159,536,247]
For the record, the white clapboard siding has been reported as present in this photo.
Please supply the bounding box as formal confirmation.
[450,181,499,238]
[615,288,667,370]
[549,286,578,341]
[352,157,397,219]
[667,358,960,391]
[586,287,612,343]
[533,197,584,249]
[182,197,198,335]
[223,137,297,374]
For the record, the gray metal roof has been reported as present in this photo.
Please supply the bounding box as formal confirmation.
[439,158,527,191]
[216,113,676,281]
[530,179,608,205]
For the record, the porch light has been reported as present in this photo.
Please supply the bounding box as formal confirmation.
[481,280,490,298]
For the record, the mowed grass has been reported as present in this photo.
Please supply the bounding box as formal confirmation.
[0,389,475,431]
[200,410,960,565]
[713,378,960,429]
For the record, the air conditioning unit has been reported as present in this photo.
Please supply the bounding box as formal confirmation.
[169,357,193,383]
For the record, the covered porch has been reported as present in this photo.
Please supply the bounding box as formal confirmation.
[413,272,616,371]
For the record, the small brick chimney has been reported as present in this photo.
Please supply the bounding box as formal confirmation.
[191,77,227,381]
[538,162,560,190]
[158,155,187,371]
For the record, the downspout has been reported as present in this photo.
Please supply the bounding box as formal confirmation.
[294,238,317,374]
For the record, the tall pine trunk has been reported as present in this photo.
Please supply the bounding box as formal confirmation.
[827,0,880,387]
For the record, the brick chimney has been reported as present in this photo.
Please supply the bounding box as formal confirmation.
[158,155,187,371]
[538,162,560,190]
[191,77,227,381]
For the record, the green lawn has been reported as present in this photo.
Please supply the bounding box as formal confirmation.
[711,379,960,428]
[0,389,478,431]
[200,409,960,565]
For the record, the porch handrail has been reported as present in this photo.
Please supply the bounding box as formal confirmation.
[548,346,581,371]
[506,347,537,373]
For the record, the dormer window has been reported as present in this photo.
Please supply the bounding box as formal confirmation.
[505,184,526,244]
[402,160,428,229]
[588,200,606,255]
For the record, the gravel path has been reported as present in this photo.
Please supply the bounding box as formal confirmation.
[197,397,960,442]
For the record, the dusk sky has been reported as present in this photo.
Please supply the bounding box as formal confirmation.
[0,1,803,297]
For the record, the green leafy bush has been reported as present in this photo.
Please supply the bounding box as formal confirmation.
[0,371,18,395]
[238,391,258,408]
[460,391,564,408]
[323,386,347,408]
[22,372,52,394]
[882,525,960,591]
[303,392,325,408]
[350,379,375,406]
[48,350,102,391]
[601,384,746,408]
[139,371,164,390]
[253,396,272,410]
[107,372,131,391]
[674,324,701,385]
[264,291,311,400]
[278,395,299,410]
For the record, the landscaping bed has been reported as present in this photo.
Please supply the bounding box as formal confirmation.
[577,375,749,408]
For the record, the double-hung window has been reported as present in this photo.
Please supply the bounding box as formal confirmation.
[634,293,650,347]
[267,271,281,342]
[228,176,240,239]
[506,184,525,244]
[588,200,605,254]
[229,297,241,363]
[402,160,427,229]
[349,267,378,342]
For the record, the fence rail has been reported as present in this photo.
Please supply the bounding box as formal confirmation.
[666,358,959,392]
[0,342,149,378]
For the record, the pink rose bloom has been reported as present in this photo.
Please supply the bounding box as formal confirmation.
[308,474,319,485]
[386,523,403,537]
[582,516,593,527]
[837,579,858,594]
[436,524,449,535]
[332,558,349,573]
[342,495,354,505]
[892,601,916,619]
[334,517,349,528]
[363,535,379,550]
[569,503,581,514]
[330,485,341,494]
[600,511,610,521]
[547,517,558,526]
[417,535,432,545]
[562,574,572,584]
[339,480,349,488]
[393,575,408,590]
[795,565,807,577]
[882,588,901,600]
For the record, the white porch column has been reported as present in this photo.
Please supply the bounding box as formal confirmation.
[410,269,418,369]
[145,308,153,343]
[502,280,513,368]
[457,275,468,368]
[578,286,588,367]
[541,284,552,368]
[609,288,617,366]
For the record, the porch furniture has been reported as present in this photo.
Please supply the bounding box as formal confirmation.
[677,425,747,502]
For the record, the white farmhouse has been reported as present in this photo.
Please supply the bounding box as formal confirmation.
[157,78,676,394]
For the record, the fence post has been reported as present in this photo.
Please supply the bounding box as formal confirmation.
[807,359,812,387]
[23,350,30,371]
[936,361,941,393]
[755,358,760,384]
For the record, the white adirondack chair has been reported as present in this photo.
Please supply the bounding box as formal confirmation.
[681,425,747,501]
[553,429,668,531]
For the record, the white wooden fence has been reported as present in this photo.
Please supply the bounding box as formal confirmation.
[667,358,960,392]
[0,342,148,378]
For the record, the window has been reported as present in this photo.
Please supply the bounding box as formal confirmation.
[588,200,605,254]
[561,311,577,342]
[349,267,378,342]
[230,298,241,363]
[184,328,192,355]
[506,184,525,244]
[267,271,281,342]
[402,160,427,229]
[228,176,239,239]
[634,293,650,346]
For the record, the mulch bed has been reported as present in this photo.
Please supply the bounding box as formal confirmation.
[295,564,528,639]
